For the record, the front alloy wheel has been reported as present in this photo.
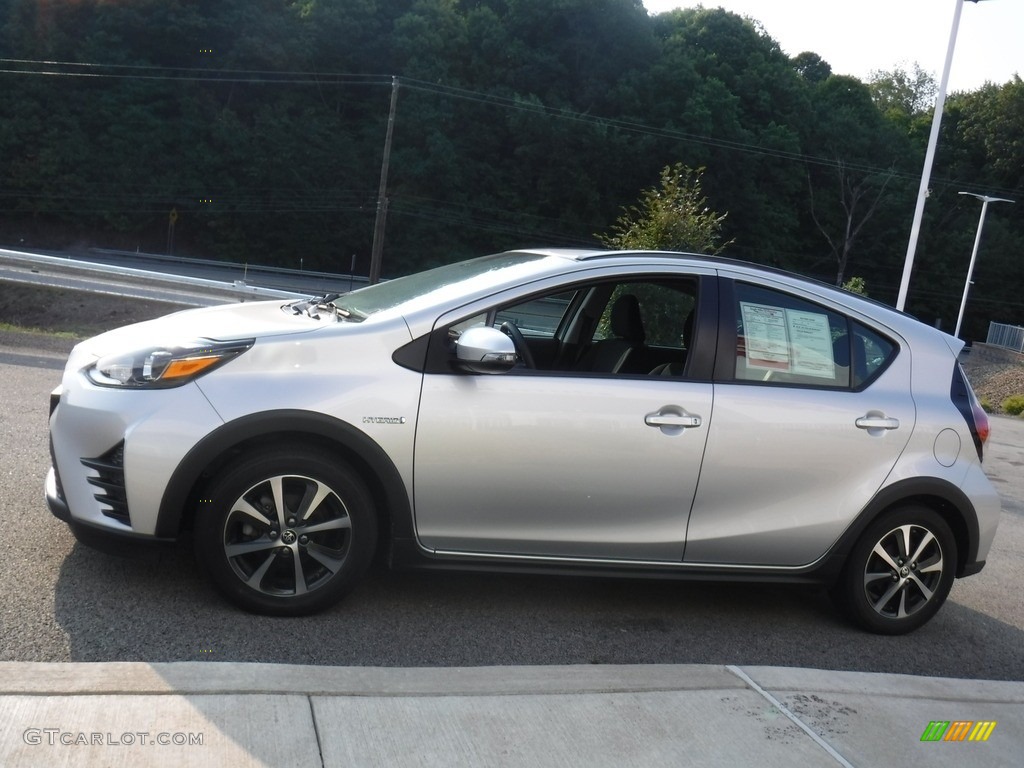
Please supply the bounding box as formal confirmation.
[195,448,376,615]
[836,506,957,635]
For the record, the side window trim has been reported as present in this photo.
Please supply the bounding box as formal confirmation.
[683,273,719,382]
[714,277,739,382]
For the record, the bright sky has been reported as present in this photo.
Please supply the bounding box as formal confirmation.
[642,0,1024,93]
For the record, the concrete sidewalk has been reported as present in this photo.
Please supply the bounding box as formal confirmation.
[1,663,1021,767]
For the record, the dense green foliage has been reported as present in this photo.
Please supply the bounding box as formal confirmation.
[842,276,868,297]
[597,164,730,254]
[0,0,1021,340]
[1003,394,1024,417]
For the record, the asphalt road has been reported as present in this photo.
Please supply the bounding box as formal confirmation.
[2,349,1022,680]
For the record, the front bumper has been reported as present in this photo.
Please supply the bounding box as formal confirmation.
[45,466,71,523]
[46,467,176,556]
[48,368,224,538]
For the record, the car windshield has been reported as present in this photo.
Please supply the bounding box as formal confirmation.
[331,251,547,320]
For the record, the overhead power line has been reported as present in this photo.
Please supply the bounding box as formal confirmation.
[1,58,1019,228]
[0,57,389,85]
[0,56,991,188]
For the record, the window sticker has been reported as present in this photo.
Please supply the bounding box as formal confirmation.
[785,309,835,378]
[740,302,791,371]
[740,302,836,379]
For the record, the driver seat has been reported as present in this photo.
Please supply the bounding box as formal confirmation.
[575,294,646,373]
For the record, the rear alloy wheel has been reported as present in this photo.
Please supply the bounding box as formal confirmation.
[195,447,377,615]
[836,506,956,635]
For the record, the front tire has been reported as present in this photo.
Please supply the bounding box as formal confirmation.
[194,447,377,615]
[834,505,956,635]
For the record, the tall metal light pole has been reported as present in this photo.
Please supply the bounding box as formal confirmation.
[954,192,1014,337]
[896,0,986,312]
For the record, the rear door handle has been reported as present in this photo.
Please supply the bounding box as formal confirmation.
[855,416,900,431]
[645,413,702,428]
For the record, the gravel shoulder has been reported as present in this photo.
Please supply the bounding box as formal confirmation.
[962,357,1024,413]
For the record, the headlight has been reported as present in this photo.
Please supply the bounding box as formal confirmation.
[85,339,254,388]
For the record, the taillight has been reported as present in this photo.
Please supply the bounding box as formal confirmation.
[951,363,988,462]
[972,398,990,448]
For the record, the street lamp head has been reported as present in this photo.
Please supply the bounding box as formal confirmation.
[958,191,1016,205]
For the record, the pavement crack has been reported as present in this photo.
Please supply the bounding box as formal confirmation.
[308,695,326,768]
[726,665,855,768]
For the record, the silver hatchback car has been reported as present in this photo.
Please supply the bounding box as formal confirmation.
[46,249,1000,634]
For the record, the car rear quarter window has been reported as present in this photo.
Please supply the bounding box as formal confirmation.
[851,321,897,387]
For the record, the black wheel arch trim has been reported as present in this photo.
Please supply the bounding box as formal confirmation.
[818,476,981,582]
[155,410,413,542]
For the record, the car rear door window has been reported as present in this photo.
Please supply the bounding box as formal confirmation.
[733,283,850,388]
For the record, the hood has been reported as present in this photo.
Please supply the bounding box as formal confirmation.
[74,299,331,358]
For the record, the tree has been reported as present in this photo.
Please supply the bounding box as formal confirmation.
[802,76,910,287]
[868,63,937,119]
[643,8,812,265]
[793,51,832,85]
[598,164,731,254]
[918,78,1024,337]
[952,77,1024,187]
[1,0,1019,322]
[841,276,868,296]
[807,160,895,287]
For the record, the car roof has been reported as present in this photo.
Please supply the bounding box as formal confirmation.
[514,247,802,276]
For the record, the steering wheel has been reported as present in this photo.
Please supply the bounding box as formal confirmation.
[499,321,536,369]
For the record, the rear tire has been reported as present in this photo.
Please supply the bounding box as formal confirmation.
[194,446,377,615]
[834,505,956,635]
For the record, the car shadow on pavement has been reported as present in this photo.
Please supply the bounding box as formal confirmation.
[50,538,1024,680]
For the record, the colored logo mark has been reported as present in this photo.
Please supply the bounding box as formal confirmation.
[920,721,997,742]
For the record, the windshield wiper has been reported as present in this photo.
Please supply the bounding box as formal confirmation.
[284,293,367,322]
[327,299,367,322]
[287,293,344,320]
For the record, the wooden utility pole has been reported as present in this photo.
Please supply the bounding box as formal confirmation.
[369,77,399,285]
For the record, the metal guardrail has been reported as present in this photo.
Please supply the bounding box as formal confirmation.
[87,247,369,294]
[987,322,1024,354]
[0,248,306,304]
[0,247,378,308]
[2,252,303,301]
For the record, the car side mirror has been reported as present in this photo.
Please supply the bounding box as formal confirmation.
[454,326,518,374]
